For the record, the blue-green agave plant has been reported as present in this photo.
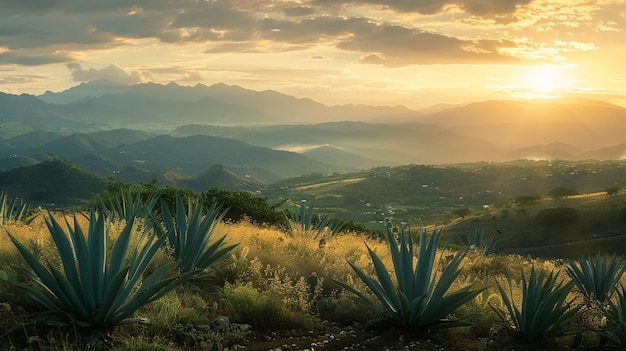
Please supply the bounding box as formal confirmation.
[566,253,626,303]
[156,193,238,273]
[336,227,484,330]
[491,266,579,342]
[6,207,199,328]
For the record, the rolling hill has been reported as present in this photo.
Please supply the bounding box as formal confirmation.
[0,159,107,206]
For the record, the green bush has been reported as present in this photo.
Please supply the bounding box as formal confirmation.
[513,195,542,206]
[222,283,315,330]
[547,187,579,199]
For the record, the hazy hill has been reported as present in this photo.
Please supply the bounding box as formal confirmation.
[5,131,66,148]
[180,164,265,192]
[0,92,98,138]
[417,99,626,149]
[0,81,623,167]
[26,129,155,158]
[170,121,507,165]
[0,156,40,170]
[103,134,341,178]
[302,145,387,169]
[55,91,271,129]
[0,159,106,206]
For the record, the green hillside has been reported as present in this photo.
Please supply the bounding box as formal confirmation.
[0,159,107,207]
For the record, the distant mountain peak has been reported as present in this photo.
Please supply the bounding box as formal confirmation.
[38,79,130,105]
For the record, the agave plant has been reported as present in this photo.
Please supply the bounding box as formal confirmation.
[336,227,484,330]
[491,266,579,342]
[566,253,626,303]
[291,203,345,238]
[460,228,503,255]
[597,285,626,348]
[6,207,199,328]
[156,193,238,273]
[0,190,30,225]
[97,187,160,232]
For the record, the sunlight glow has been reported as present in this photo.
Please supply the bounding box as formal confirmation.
[523,65,568,93]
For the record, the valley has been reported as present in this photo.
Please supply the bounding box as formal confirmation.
[1,81,626,258]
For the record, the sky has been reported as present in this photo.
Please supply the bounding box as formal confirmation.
[1,0,625,109]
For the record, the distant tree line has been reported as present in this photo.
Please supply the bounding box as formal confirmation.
[100,179,376,235]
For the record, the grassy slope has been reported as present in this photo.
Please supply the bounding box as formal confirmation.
[266,160,626,258]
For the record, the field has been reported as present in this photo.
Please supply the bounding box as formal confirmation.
[2,206,626,350]
[3,160,626,350]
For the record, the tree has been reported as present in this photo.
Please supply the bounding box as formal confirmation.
[547,187,578,199]
[452,208,471,219]
[606,187,622,196]
[513,195,542,206]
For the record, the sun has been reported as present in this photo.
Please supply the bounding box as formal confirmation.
[523,65,567,93]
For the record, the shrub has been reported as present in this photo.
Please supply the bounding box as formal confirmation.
[513,195,542,206]
[535,207,579,226]
[547,187,579,199]
[606,187,622,196]
[222,282,316,330]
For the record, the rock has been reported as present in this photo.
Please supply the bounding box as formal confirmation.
[211,316,230,332]
[232,323,252,332]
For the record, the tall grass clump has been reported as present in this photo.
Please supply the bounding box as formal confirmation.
[5,207,200,328]
[336,226,484,330]
[491,265,579,342]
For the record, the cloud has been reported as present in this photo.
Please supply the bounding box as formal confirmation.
[314,0,533,16]
[0,0,608,70]
[336,24,518,66]
[0,50,77,66]
[284,6,317,16]
[0,74,52,85]
[66,63,153,84]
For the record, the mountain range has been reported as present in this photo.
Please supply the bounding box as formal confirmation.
[0,80,625,200]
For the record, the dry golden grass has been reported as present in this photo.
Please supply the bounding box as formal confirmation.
[2,213,623,350]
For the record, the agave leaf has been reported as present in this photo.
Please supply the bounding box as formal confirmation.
[7,233,70,304]
[333,279,383,311]
[94,266,131,323]
[107,216,135,283]
[367,244,402,309]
